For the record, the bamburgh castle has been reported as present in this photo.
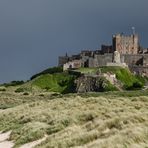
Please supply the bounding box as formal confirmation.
[59,33,148,76]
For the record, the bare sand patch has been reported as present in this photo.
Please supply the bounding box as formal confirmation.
[0,141,14,148]
[0,131,11,142]
[0,131,14,148]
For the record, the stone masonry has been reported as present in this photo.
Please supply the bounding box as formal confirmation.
[59,33,148,75]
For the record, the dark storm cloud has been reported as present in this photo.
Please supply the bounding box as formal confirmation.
[0,0,148,83]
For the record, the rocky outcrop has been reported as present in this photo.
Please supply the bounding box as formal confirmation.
[75,75,112,93]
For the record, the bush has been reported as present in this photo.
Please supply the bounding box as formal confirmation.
[126,81,143,90]
[103,81,118,91]
[39,94,44,97]
[2,81,24,87]
[46,125,64,135]
[133,81,143,88]
[23,92,29,96]
[15,88,24,93]
[61,118,71,127]
[0,88,6,91]
[68,70,81,77]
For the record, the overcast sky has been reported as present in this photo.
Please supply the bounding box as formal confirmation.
[0,0,148,83]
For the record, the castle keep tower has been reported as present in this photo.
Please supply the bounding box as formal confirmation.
[112,34,139,54]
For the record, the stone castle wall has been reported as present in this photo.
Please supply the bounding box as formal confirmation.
[122,54,148,66]
[129,66,148,76]
[89,54,113,67]
[58,33,147,74]
[87,54,148,67]
[58,56,69,66]
[121,54,143,66]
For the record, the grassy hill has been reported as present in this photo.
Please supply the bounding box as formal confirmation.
[3,67,147,95]
[30,67,63,80]
[74,67,146,90]
[100,67,145,90]
[12,66,147,95]
[32,73,76,94]
[13,67,77,94]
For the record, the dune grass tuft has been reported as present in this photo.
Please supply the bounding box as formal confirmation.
[0,89,148,147]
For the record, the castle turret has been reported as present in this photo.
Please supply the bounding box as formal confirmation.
[112,33,139,54]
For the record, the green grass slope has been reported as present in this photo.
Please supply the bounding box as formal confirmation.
[74,67,146,90]
[6,66,146,95]
[30,67,63,80]
[101,67,145,90]
[32,73,76,94]
[15,66,146,94]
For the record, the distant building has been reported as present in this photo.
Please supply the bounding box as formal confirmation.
[58,53,81,67]
[112,34,139,54]
[58,32,148,75]
[101,45,113,54]
[58,53,69,67]
[80,50,94,57]
[63,60,82,71]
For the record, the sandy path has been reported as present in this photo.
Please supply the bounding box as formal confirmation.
[0,131,14,148]
[0,141,14,148]
[20,135,48,148]
[0,131,11,142]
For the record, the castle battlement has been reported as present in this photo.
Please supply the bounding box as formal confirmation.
[59,33,148,75]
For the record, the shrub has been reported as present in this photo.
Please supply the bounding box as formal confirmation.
[0,88,6,91]
[46,125,64,135]
[51,93,61,97]
[61,118,71,127]
[44,86,51,91]
[23,92,29,96]
[133,81,143,88]
[15,88,24,93]
[2,81,24,87]
[103,81,118,91]
[39,94,44,97]
[126,81,143,90]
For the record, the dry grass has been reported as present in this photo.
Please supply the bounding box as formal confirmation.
[0,87,148,147]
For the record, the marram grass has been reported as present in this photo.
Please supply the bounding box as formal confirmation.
[0,88,148,147]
